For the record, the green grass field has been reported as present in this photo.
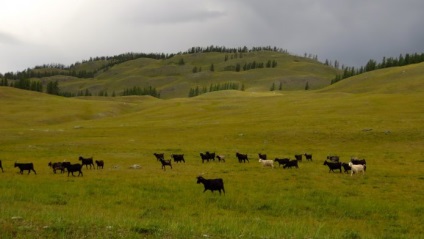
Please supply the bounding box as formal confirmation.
[1,62,424,238]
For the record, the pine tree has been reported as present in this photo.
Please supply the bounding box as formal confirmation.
[46,81,60,95]
[235,63,241,72]
[178,58,185,65]
[210,63,215,72]
[266,60,272,68]
[333,60,338,69]
[270,82,275,91]
[365,59,377,72]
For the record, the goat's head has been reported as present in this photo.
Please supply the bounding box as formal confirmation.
[196,176,205,184]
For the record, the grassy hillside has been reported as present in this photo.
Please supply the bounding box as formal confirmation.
[37,51,338,98]
[1,64,424,238]
[321,62,424,93]
[0,87,149,128]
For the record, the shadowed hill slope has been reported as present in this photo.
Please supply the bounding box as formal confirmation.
[0,87,149,128]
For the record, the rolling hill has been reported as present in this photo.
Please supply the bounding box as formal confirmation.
[320,62,424,94]
[23,50,339,99]
[1,61,423,130]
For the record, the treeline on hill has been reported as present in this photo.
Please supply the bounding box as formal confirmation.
[186,45,288,54]
[192,59,278,73]
[1,46,287,81]
[189,82,244,97]
[330,52,424,84]
[0,52,171,81]
[223,58,278,72]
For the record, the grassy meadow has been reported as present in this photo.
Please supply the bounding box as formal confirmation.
[1,63,424,238]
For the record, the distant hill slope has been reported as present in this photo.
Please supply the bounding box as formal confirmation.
[0,87,147,128]
[41,51,338,98]
[320,62,424,94]
[1,60,423,130]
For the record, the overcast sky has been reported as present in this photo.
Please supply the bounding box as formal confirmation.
[1,0,423,73]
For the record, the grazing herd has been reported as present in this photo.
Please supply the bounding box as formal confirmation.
[0,156,103,177]
[1,152,367,196]
[323,156,367,176]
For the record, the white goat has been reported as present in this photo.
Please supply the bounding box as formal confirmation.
[348,162,365,176]
[259,159,274,168]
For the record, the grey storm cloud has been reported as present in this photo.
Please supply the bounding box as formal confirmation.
[129,8,226,25]
[0,0,423,73]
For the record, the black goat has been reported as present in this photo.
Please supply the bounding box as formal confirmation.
[0,160,3,172]
[341,162,351,173]
[14,162,36,174]
[200,152,210,163]
[351,158,367,165]
[200,152,215,163]
[171,154,185,163]
[196,176,225,195]
[159,158,172,170]
[283,160,299,169]
[274,158,290,167]
[95,160,104,169]
[323,161,342,173]
[295,154,303,161]
[48,162,66,174]
[258,153,267,160]
[327,155,340,162]
[304,153,313,161]
[79,156,94,169]
[236,152,249,163]
[153,153,164,161]
[64,163,83,177]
